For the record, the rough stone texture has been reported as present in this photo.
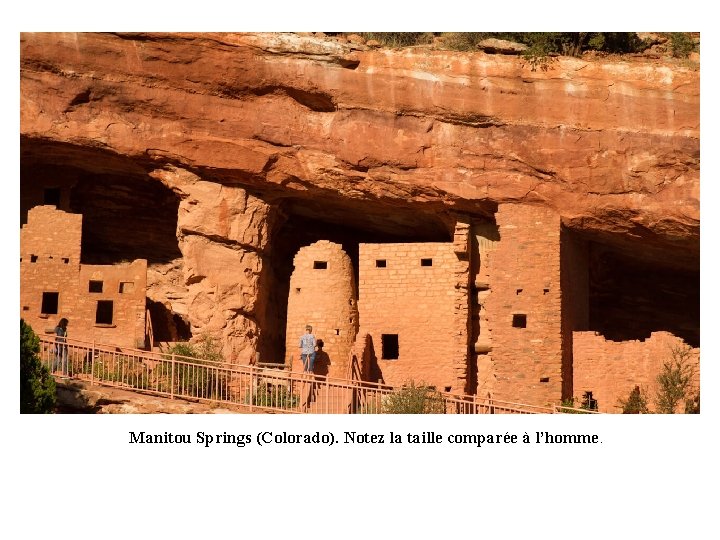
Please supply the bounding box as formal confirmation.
[21,206,147,348]
[150,166,276,363]
[358,241,466,392]
[573,331,700,413]
[19,33,700,406]
[55,379,252,413]
[285,241,358,377]
[20,32,699,257]
[485,204,563,406]
[476,39,528,54]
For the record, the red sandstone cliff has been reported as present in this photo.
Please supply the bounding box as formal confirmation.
[20,32,699,363]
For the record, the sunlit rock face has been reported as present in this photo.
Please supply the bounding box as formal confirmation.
[20,32,699,366]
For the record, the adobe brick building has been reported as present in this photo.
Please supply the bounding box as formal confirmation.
[280,203,699,412]
[20,206,148,349]
[20,200,699,412]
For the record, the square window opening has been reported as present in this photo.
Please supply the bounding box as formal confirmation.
[30,255,38,263]
[62,258,69,264]
[313,261,327,270]
[89,280,103,293]
[375,259,387,268]
[43,187,61,207]
[516,288,523,295]
[421,258,433,267]
[543,288,550,295]
[381,334,399,360]
[582,391,598,411]
[41,292,59,315]
[95,300,114,325]
[119,281,135,294]
[512,314,527,328]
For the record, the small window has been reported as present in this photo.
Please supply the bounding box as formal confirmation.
[313,261,327,270]
[375,259,387,268]
[43,187,61,207]
[420,258,433,267]
[30,255,38,263]
[89,280,103,293]
[335,329,340,335]
[95,300,114,325]
[295,288,301,293]
[23,306,29,311]
[119,281,135,294]
[516,289,523,295]
[41,292,59,315]
[543,288,550,295]
[444,386,452,393]
[582,391,598,411]
[381,334,399,360]
[62,258,69,264]
[512,314,527,328]
[540,377,550,383]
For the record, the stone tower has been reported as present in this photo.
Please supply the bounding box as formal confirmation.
[285,241,358,378]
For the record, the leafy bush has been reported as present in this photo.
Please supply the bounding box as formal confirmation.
[245,383,299,409]
[655,345,696,414]
[20,319,56,413]
[618,385,650,414]
[90,354,149,389]
[670,32,695,58]
[382,381,446,414]
[358,32,434,48]
[160,337,229,399]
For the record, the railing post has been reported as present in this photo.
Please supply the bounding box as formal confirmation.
[90,341,95,386]
[170,353,175,400]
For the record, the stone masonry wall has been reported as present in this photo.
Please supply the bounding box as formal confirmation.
[358,241,466,392]
[573,331,700,413]
[20,206,146,348]
[486,204,563,406]
[285,241,358,378]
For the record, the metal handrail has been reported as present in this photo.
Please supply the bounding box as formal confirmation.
[39,336,595,414]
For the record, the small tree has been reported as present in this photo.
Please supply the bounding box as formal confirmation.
[619,385,649,414]
[20,319,56,413]
[655,345,696,414]
[382,381,446,414]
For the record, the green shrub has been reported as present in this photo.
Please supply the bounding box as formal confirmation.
[357,32,434,48]
[160,337,229,399]
[382,381,446,414]
[245,383,299,409]
[619,385,650,414]
[655,345,696,414]
[20,319,56,413]
[90,354,149,389]
[670,32,695,58]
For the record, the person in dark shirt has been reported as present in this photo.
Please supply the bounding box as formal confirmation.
[53,318,68,374]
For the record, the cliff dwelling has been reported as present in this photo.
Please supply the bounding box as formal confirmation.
[19,32,700,412]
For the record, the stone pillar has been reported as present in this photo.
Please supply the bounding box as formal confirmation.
[486,203,563,406]
[151,167,275,364]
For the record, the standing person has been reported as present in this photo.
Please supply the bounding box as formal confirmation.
[53,318,68,374]
[299,325,317,374]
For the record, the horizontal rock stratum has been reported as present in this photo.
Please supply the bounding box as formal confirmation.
[20,33,700,409]
[21,32,699,261]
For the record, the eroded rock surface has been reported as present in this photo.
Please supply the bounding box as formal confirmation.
[21,32,699,364]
